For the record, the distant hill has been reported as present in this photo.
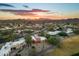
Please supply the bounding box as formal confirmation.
[0,18,79,25]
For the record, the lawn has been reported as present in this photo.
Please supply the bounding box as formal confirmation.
[46,35,79,56]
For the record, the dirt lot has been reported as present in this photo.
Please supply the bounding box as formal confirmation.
[46,35,79,56]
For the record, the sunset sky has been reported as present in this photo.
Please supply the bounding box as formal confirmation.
[0,3,79,20]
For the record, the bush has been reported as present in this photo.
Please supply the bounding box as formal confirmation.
[73,29,79,35]
[47,36,60,46]
[58,32,68,37]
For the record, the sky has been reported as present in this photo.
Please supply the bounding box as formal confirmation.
[0,3,79,20]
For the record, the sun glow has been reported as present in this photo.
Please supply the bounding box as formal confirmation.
[0,11,67,20]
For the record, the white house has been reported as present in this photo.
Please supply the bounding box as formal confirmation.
[31,34,47,43]
[47,31,61,35]
[0,38,26,56]
[66,28,73,34]
[0,42,12,56]
[12,38,26,49]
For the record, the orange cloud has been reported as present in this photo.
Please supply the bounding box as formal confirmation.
[0,9,66,20]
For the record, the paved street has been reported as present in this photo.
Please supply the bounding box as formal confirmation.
[9,42,55,56]
[35,45,55,56]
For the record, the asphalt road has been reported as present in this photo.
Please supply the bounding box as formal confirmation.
[35,45,56,56]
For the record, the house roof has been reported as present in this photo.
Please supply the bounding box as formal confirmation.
[47,31,61,35]
[0,42,12,56]
[31,34,46,41]
[0,38,25,56]
[66,28,73,34]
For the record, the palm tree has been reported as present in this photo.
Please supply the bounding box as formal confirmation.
[24,34,32,47]
[24,34,33,55]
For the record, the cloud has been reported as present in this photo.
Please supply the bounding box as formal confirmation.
[0,9,49,13]
[31,9,49,12]
[11,9,50,17]
[0,8,66,20]
[0,3,14,7]
[23,5,29,8]
[0,11,22,20]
